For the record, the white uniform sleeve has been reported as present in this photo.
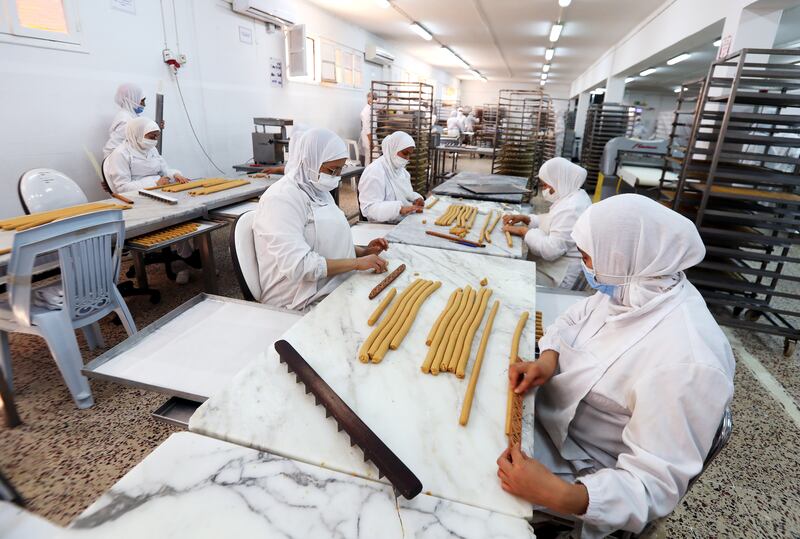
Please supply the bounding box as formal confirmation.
[154,152,181,180]
[578,363,733,534]
[103,150,159,193]
[103,120,127,158]
[523,209,575,261]
[529,214,540,228]
[358,166,402,223]
[255,195,328,283]
[538,294,598,354]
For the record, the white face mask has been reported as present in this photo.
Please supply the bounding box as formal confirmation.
[396,156,409,168]
[314,172,340,191]
[542,188,558,202]
[142,138,158,150]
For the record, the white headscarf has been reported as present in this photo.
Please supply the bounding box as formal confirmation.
[114,83,143,115]
[379,131,417,202]
[538,157,587,202]
[571,194,705,313]
[125,117,160,157]
[283,127,348,206]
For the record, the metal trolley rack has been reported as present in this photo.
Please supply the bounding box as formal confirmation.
[434,99,459,129]
[475,104,499,148]
[670,48,800,355]
[580,102,639,190]
[371,81,434,193]
[658,78,706,202]
[491,89,556,190]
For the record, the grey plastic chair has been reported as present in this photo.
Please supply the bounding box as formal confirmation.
[0,209,137,409]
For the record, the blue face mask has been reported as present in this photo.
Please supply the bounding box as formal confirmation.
[133,105,145,115]
[581,262,617,297]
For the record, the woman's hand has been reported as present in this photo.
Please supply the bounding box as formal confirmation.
[503,214,530,226]
[400,205,423,216]
[355,254,388,273]
[497,444,589,515]
[156,176,172,186]
[260,166,284,175]
[509,350,558,394]
[159,120,166,130]
[413,197,425,207]
[503,224,529,237]
[173,174,190,183]
[364,238,388,255]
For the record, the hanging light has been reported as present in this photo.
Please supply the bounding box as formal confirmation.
[541,72,548,80]
[624,76,636,83]
[443,46,470,69]
[667,53,691,65]
[713,38,722,47]
[549,22,563,42]
[639,67,657,77]
[558,0,572,6]
[542,64,551,73]
[545,48,555,61]
[409,22,432,41]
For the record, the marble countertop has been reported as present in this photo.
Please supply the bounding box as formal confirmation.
[0,177,275,268]
[190,243,537,517]
[62,432,535,539]
[385,195,526,259]
[432,172,529,204]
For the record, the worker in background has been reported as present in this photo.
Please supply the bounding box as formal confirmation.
[463,109,479,144]
[446,111,460,137]
[358,131,423,223]
[503,157,591,289]
[497,194,734,538]
[103,83,164,158]
[253,128,389,311]
[360,91,375,166]
[456,107,467,132]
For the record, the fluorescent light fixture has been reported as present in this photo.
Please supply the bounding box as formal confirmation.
[374,0,391,7]
[593,87,605,94]
[558,0,572,6]
[549,22,563,42]
[624,76,636,83]
[540,80,546,86]
[542,64,551,73]
[713,38,721,47]
[639,67,657,77]
[541,72,548,80]
[443,46,470,69]
[469,69,481,78]
[409,22,432,41]
[674,87,682,93]
[544,48,555,61]
[667,53,691,65]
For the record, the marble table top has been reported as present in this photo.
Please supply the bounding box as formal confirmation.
[190,243,537,517]
[0,177,275,269]
[385,195,525,259]
[432,172,529,204]
[64,432,536,539]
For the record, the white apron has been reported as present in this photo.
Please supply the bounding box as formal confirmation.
[307,199,356,306]
[534,213,580,288]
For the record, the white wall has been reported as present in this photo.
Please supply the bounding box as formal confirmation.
[623,90,678,138]
[0,0,459,217]
[460,80,570,108]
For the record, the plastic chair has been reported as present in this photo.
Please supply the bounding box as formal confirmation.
[18,169,88,214]
[343,139,361,191]
[229,211,262,302]
[0,210,137,409]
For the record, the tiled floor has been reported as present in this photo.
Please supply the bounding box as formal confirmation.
[1,179,799,537]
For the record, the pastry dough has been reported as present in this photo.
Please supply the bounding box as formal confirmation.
[367,279,424,360]
[0,202,130,231]
[478,210,493,244]
[421,287,464,373]
[372,280,438,363]
[426,289,459,345]
[425,197,439,209]
[129,222,201,246]
[505,311,529,435]
[459,299,500,426]
[448,288,487,373]
[368,288,397,326]
[188,179,250,196]
[455,288,493,378]
[434,287,476,375]
[369,264,406,299]
[505,230,513,247]
[389,280,441,349]
[160,178,228,193]
[359,279,422,362]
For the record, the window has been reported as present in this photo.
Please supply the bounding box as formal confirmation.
[0,0,82,46]
[286,35,317,84]
[319,38,363,89]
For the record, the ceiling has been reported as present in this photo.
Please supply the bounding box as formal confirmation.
[305,0,664,88]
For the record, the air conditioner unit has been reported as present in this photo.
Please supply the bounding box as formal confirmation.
[232,0,294,26]
[365,44,395,66]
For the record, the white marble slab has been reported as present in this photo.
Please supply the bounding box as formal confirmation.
[191,243,537,517]
[85,296,302,400]
[66,432,535,539]
[386,195,525,259]
[350,222,397,246]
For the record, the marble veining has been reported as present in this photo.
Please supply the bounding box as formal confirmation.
[67,432,535,539]
[191,243,537,517]
[433,172,529,204]
[386,195,526,259]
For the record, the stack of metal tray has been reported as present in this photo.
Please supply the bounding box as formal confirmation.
[580,102,639,189]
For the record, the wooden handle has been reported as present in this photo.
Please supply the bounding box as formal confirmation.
[112,193,134,204]
[425,230,484,247]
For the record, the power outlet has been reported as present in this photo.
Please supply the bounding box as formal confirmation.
[178,53,188,65]
[162,48,174,62]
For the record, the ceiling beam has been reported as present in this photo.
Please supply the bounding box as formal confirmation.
[471,0,513,78]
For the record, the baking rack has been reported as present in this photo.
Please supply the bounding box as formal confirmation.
[371,81,434,193]
[579,102,639,190]
[491,89,556,190]
[670,48,800,355]
[434,99,459,129]
[475,104,499,148]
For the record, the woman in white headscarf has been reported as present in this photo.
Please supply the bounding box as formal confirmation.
[358,131,423,223]
[446,111,460,137]
[503,157,592,288]
[102,83,165,158]
[497,195,735,538]
[103,118,189,193]
[254,127,390,311]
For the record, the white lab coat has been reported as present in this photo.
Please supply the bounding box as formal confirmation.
[446,113,460,136]
[360,104,372,166]
[525,189,591,288]
[102,109,135,158]
[464,114,479,133]
[358,131,422,223]
[103,142,181,193]
[535,280,734,537]
[253,176,355,310]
